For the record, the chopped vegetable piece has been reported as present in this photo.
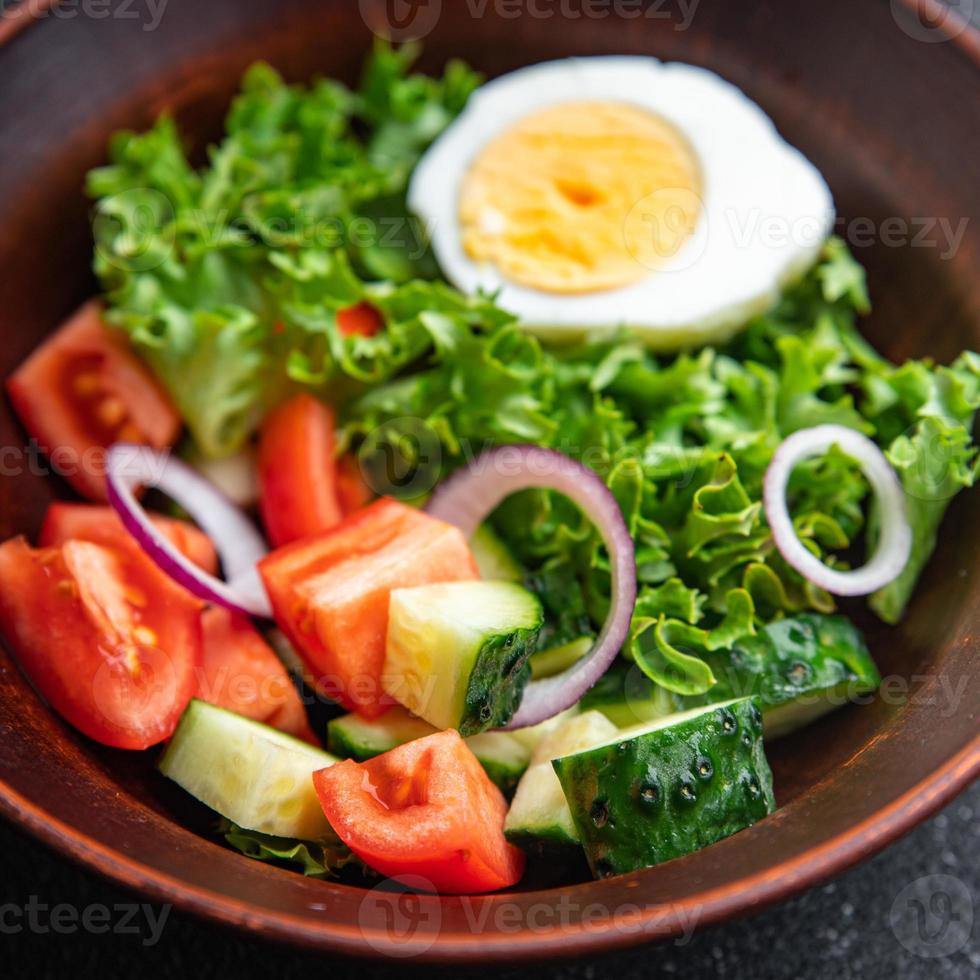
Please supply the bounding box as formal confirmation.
[259,394,343,547]
[469,524,524,582]
[583,614,880,738]
[106,444,273,618]
[383,580,543,734]
[335,453,372,514]
[337,301,384,338]
[554,698,775,877]
[5,301,179,500]
[531,636,593,679]
[328,706,434,760]
[505,711,618,851]
[199,607,315,743]
[159,699,338,840]
[258,498,479,717]
[327,705,531,793]
[312,730,524,893]
[0,537,202,749]
[39,502,217,575]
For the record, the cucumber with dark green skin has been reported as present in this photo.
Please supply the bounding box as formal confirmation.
[581,614,879,738]
[383,581,544,735]
[554,698,775,878]
[327,706,531,794]
[687,614,880,738]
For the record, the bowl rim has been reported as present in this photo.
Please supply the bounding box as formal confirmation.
[0,0,978,962]
[2,738,977,961]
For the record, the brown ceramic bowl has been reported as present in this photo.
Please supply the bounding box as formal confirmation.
[0,0,978,963]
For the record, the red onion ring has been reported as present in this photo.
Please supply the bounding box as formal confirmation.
[106,444,273,618]
[426,445,637,730]
[763,425,912,596]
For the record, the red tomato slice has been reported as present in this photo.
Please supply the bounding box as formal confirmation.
[0,537,202,749]
[259,499,478,718]
[337,302,384,338]
[39,502,218,575]
[5,301,180,501]
[258,394,343,548]
[198,606,315,744]
[313,730,524,893]
[335,453,372,515]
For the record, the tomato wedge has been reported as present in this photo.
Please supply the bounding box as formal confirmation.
[198,606,315,743]
[39,502,218,575]
[313,730,524,893]
[335,453,372,515]
[0,537,202,749]
[5,301,180,501]
[337,302,384,338]
[258,394,343,548]
[259,498,478,718]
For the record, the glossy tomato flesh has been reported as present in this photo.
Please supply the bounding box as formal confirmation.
[0,537,202,749]
[258,499,478,717]
[5,302,180,500]
[259,394,343,548]
[313,730,524,893]
[40,502,218,574]
[337,302,384,338]
[199,606,315,743]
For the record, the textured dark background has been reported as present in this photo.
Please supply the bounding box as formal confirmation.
[1,0,978,976]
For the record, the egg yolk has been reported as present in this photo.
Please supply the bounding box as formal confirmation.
[459,100,702,294]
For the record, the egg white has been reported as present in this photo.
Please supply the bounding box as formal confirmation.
[408,57,835,348]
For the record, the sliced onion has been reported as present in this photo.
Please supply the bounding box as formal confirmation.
[763,424,911,596]
[106,444,273,618]
[426,445,637,730]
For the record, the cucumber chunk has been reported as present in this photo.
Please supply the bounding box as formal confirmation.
[554,698,775,878]
[504,711,618,850]
[582,614,880,739]
[327,706,434,761]
[691,614,881,739]
[465,730,531,795]
[383,580,543,735]
[327,705,531,794]
[159,699,338,840]
[507,707,579,753]
[470,524,524,582]
[531,635,593,679]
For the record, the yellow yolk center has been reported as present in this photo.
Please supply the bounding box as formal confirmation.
[459,100,702,294]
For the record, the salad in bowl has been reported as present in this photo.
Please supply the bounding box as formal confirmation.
[1,43,976,895]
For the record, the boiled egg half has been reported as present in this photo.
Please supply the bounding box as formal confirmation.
[408,57,834,348]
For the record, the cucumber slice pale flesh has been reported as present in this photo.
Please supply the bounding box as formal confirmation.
[554,697,775,878]
[469,524,524,582]
[382,580,543,735]
[327,705,532,794]
[159,699,338,841]
[504,710,618,851]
